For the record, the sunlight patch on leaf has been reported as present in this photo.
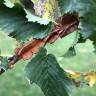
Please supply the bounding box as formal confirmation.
[25,9,50,25]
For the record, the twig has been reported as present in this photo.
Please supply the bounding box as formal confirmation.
[0,55,20,75]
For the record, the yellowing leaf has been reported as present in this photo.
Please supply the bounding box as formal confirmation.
[34,0,59,22]
[31,0,38,4]
[84,71,96,87]
[66,70,81,79]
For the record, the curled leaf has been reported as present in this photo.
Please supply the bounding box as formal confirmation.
[14,12,80,60]
[14,39,47,60]
[47,12,80,43]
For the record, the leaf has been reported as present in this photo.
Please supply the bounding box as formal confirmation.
[4,0,15,8]
[14,38,47,60]
[3,0,52,25]
[0,3,53,41]
[66,70,81,79]
[77,1,96,45]
[80,12,96,39]
[21,0,59,24]
[79,13,96,51]
[58,0,96,36]
[4,0,21,8]
[77,33,86,43]
[25,47,72,96]
[0,56,9,71]
[58,0,96,15]
[20,0,35,14]
[57,0,70,15]
[20,0,50,25]
[24,9,50,25]
[46,12,79,44]
[10,12,80,61]
[0,54,18,74]
[58,0,96,51]
[58,0,96,37]
[41,0,59,21]
[63,47,76,58]
[84,71,96,87]
[12,12,81,60]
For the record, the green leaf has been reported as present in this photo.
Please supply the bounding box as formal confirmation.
[0,56,9,71]
[79,11,96,39]
[58,0,70,15]
[4,0,21,8]
[25,47,72,96]
[58,0,96,52]
[58,0,96,15]
[0,3,53,41]
[24,9,50,25]
[77,33,86,43]
[3,0,51,25]
[21,0,59,25]
[4,0,14,8]
[58,0,96,39]
[89,31,96,54]
[20,0,35,15]
[63,47,76,58]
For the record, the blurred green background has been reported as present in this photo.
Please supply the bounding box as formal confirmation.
[0,30,96,96]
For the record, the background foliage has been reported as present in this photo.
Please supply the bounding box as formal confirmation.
[0,32,96,96]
